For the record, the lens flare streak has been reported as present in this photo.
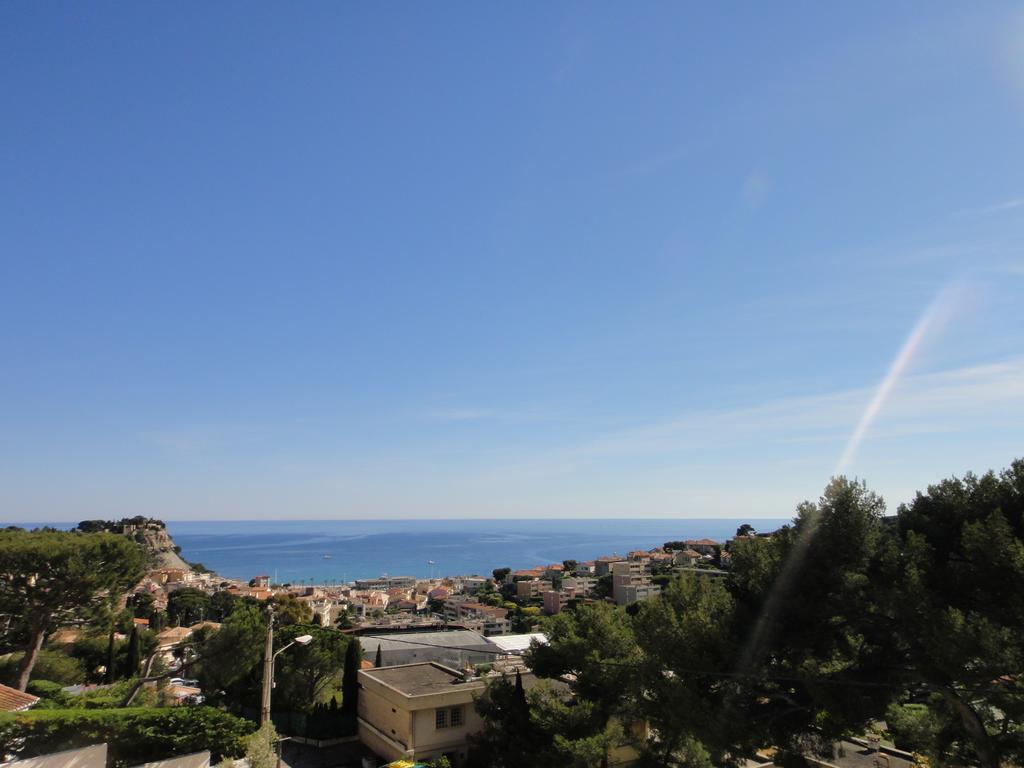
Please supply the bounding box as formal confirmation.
[729,284,960,680]
[834,287,958,475]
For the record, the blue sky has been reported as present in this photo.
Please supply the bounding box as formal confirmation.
[2,3,1023,521]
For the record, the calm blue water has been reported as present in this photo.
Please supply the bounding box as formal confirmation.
[160,519,785,583]
[4,519,786,583]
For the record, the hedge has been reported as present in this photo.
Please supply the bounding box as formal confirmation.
[0,707,256,766]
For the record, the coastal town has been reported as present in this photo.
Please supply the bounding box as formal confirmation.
[0,517,748,768]
[4,460,1024,768]
[133,527,730,637]
[118,526,737,764]
[5,1,1022,765]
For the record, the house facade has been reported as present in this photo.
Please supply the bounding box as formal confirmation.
[358,663,490,766]
[357,662,641,767]
[611,561,661,606]
[358,663,531,767]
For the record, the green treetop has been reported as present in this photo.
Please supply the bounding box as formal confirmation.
[0,529,146,690]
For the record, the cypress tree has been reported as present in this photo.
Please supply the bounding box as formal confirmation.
[126,624,141,677]
[514,669,526,706]
[105,628,116,684]
[511,669,530,734]
[341,639,361,719]
[375,644,382,668]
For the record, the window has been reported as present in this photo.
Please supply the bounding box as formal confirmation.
[436,706,462,729]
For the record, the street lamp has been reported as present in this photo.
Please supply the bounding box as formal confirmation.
[260,606,313,726]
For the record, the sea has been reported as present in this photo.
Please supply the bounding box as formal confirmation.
[8,518,786,584]
[164,519,786,584]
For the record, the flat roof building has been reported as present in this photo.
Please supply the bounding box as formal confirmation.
[486,633,547,656]
[358,663,531,767]
[357,661,638,767]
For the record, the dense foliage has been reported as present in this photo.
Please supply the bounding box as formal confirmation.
[470,674,623,768]
[75,517,166,534]
[0,529,147,690]
[0,650,86,687]
[194,603,355,732]
[0,706,254,766]
[474,461,1024,768]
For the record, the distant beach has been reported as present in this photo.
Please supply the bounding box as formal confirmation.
[162,518,787,583]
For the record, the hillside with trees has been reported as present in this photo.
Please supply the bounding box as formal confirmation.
[0,523,363,765]
[2,460,1021,767]
[471,460,1024,768]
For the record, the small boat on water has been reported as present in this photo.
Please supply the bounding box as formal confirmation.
[322,554,333,559]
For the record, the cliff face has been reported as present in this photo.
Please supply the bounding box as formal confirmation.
[126,523,192,571]
[77,518,193,571]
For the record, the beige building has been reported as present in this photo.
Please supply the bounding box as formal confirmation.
[611,561,661,606]
[358,662,519,766]
[515,579,552,600]
[358,662,643,767]
[561,575,597,596]
[443,597,511,635]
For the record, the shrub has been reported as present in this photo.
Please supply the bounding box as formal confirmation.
[0,707,255,766]
[885,701,945,756]
[66,680,138,709]
[0,650,85,686]
[25,680,70,708]
[26,680,65,699]
[243,722,278,768]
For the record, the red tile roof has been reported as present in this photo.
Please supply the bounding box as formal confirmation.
[0,683,39,712]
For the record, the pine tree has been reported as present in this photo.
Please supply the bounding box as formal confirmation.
[0,529,146,691]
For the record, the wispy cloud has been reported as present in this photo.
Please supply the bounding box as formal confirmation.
[488,356,1024,476]
[953,197,1024,218]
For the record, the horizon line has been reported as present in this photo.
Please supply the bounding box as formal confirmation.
[3,515,793,524]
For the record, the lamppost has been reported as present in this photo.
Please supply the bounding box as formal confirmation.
[260,606,313,726]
